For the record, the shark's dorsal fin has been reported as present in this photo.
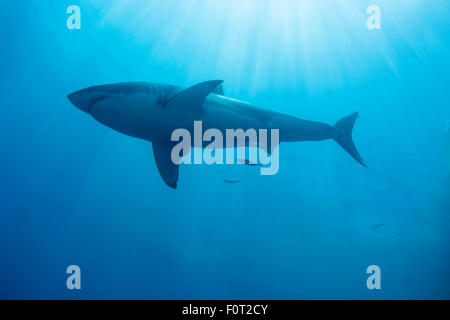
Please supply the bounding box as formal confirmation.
[164,80,223,113]
[152,142,179,189]
[212,83,224,95]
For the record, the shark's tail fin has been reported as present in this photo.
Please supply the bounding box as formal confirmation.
[334,112,367,167]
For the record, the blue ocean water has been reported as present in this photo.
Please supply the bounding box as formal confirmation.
[0,0,449,299]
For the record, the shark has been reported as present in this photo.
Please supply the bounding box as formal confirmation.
[67,80,366,188]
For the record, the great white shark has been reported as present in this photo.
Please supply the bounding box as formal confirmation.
[67,80,366,188]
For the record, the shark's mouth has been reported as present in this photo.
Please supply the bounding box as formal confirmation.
[87,95,108,114]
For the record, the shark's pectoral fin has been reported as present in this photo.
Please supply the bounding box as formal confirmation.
[152,142,179,189]
[164,80,223,113]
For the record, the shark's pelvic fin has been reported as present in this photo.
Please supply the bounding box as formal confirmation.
[152,142,179,189]
[334,112,367,167]
[164,80,223,113]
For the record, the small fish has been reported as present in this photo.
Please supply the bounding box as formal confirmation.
[372,223,385,229]
[237,159,259,166]
[402,278,413,283]
[223,178,242,184]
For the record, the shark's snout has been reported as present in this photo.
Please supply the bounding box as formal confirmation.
[67,92,76,105]
[67,90,89,113]
[68,89,106,114]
